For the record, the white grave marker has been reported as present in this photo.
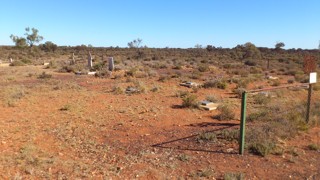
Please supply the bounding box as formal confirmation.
[88,52,93,69]
[310,72,317,84]
[108,57,114,71]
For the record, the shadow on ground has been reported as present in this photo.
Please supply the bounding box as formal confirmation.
[152,122,239,154]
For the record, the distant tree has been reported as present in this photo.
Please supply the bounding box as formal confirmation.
[128,38,143,48]
[9,35,27,48]
[39,41,58,52]
[206,45,215,52]
[194,44,203,49]
[243,42,261,59]
[275,42,285,49]
[234,45,245,61]
[128,38,145,59]
[24,27,44,47]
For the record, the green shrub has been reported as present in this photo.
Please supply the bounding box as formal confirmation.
[253,93,271,105]
[235,79,250,89]
[133,81,146,93]
[223,63,232,69]
[95,70,111,78]
[206,95,219,103]
[189,70,201,79]
[307,144,319,151]
[150,85,160,92]
[233,88,246,98]
[287,79,295,84]
[177,154,190,162]
[112,85,124,95]
[195,169,214,178]
[224,172,245,180]
[158,75,169,82]
[198,65,210,72]
[21,58,32,64]
[219,129,239,141]
[59,65,75,73]
[46,61,57,69]
[248,142,276,157]
[247,110,268,122]
[244,60,256,66]
[181,94,198,108]
[197,132,217,142]
[92,62,105,71]
[175,90,189,98]
[125,67,138,77]
[294,73,308,83]
[271,80,281,86]
[203,79,227,89]
[312,84,320,91]
[10,60,25,66]
[60,104,71,111]
[37,72,52,79]
[217,105,235,120]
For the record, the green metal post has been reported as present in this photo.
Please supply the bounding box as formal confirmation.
[306,84,312,123]
[239,91,247,155]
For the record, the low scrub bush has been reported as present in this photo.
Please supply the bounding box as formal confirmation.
[244,60,256,66]
[181,93,198,108]
[216,105,235,120]
[203,79,227,89]
[248,141,276,157]
[175,90,189,98]
[95,70,111,78]
[37,72,52,79]
[21,58,32,64]
[219,129,239,141]
[253,93,271,105]
[189,70,201,79]
[287,79,295,84]
[10,60,25,66]
[112,85,124,95]
[247,110,268,122]
[59,65,76,73]
[224,172,245,180]
[233,88,246,98]
[271,80,281,86]
[198,65,210,72]
[197,132,217,143]
[177,154,190,162]
[133,81,147,93]
[235,79,250,89]
[206,95,219,103]
[307,144,319,151]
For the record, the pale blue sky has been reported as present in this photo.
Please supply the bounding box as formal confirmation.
[0,0,319,49]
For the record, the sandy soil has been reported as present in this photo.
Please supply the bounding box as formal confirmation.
[0,65,319,179]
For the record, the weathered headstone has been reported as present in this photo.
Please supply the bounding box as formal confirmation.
[108,57,114,71]
[88,52,93,69]
[71,53,75,65]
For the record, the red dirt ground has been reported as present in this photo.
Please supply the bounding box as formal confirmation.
[0,66,319,179]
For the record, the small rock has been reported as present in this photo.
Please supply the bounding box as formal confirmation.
[226,148,233,153]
